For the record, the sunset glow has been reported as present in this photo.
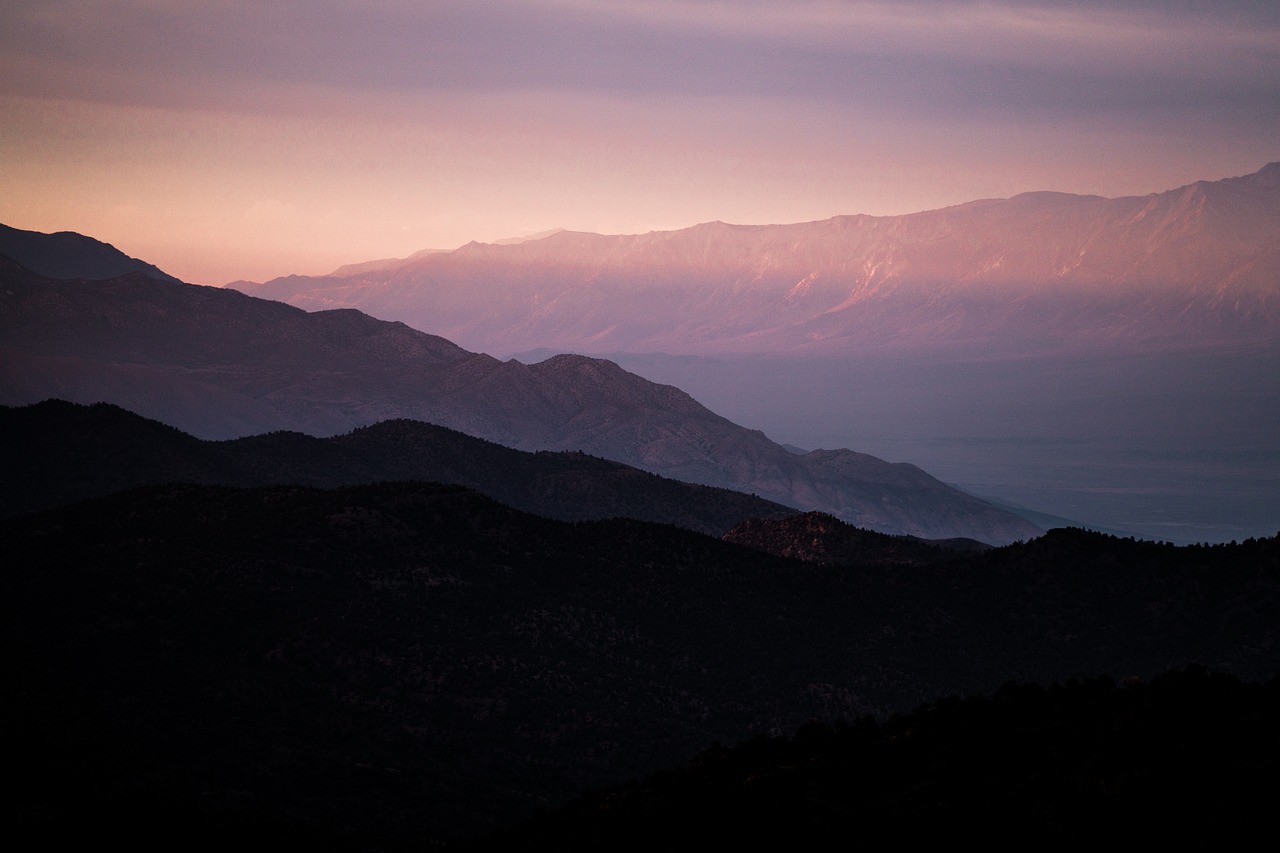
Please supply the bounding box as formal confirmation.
[2,0,1277,284]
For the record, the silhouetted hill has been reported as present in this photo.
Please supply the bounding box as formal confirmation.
[0,224,180,282]
[6,483,1277,844]
[490,669,1280,848]
[724,511,990,565]
[0,267,1040,542]
[0,399,793,535]
[236,164,1280,356]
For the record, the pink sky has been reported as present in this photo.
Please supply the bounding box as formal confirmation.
[2,1,1277,285]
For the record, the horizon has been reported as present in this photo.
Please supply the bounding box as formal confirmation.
[3,1,1278,285]
[6,159,1278,288]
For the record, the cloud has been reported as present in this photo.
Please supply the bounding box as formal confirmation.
[2,0,1276,131]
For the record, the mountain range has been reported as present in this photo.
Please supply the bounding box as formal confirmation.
[4,186,1279,847]
[0,246,1039,543]
[8,480,1277,844]
[235,164,1280,357]
[223,164,1280,544]
[0,399,799,537]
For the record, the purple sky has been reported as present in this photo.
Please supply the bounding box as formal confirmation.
[2,0,1277,285]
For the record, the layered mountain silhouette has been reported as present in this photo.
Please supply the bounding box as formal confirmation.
[6,167,1276,848]
[0,399,794,536]
[236,163,1280,356]
[0,256,1040,542]
[7,481,1277,843]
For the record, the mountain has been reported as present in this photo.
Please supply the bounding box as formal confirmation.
[235,163,1280,356]
[0,258,1040,542]
[7,482,1277,844]
[724,511,991,565]
[0,399,794,535]
[0,222,180,283]
[492,670,1280,847]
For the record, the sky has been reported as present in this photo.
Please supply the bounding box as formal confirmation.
[2,0,1278,285]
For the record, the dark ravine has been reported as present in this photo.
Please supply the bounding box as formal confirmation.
[7,482,1278,845]
[0,257,1041,543]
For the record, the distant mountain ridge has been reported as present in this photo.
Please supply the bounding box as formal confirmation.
[236,163,1280,355]
[0,259,1040,543]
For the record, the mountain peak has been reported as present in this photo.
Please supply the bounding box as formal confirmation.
[492,228,566,245]
[1242,161,1280,187]
[535,352,620,371]
[0,223,180,283]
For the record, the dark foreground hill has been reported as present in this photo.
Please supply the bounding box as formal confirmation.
[491,669,1280,848]
[0,260,1040,543]
[6,482,1277,845]
[0,399,793,535]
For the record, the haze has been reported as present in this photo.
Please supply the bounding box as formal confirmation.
[3,0,1278,285]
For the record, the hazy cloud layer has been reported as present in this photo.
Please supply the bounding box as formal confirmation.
[6,0,1277,122]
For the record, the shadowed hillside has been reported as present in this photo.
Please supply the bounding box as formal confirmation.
[0,263,1040,543]
[0,399,794,535]
[724,510,990,565]
[7,483,1277,844]
[489,668,1280,848]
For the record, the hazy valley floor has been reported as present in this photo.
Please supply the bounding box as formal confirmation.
[603,346,1280,544]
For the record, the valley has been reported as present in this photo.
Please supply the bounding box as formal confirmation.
[606,348,1280,543]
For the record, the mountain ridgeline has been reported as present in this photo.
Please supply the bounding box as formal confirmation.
[0,399,796,536]
[236,164,1280,356]
[4,194,1280,848]
[0,222,180,284]
[0,257,1039,543]
[7,481,1278,844]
